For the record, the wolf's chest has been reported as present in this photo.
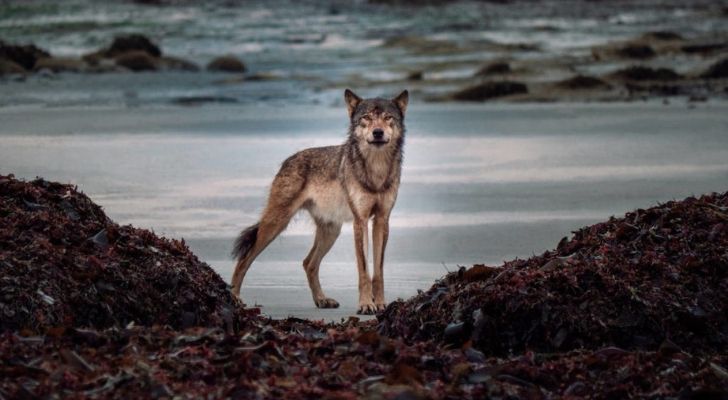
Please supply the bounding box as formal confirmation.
[305,181,353,224]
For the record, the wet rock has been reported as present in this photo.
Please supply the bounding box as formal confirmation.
[475,62,511,77]
[682,42,728,55]
[206,55,246,72]
[33,57,87,73]
[701,58,728,79]
[105,34,161,58]
[381,36,458,53]
[451,81,527,101]
[613,66,682,81]
[0,59,26,75]
[642,31,683,41]
[114,51,158,72]
[406,70,423,81]
[617,44,656,59]
[556,75,611,90]
[0,39,50,70]
[157,56,199,71]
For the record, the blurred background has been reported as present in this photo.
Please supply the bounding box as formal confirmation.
[2,0,728,319]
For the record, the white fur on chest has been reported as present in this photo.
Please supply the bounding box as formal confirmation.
[305,181,353,224]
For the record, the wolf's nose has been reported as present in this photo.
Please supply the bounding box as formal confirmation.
[372,129,384,139]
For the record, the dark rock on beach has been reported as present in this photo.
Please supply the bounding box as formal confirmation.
[104,34,162,58]
[206,55,246,72]
[114,51,158,71]
[474,61,511,76]
[613,66,682,81]
[451,81,527,101]
[33,57,87,73]
[616,44,656,59]
[0,40,50,71]
[701,58,728,79]
[556,75,611,90]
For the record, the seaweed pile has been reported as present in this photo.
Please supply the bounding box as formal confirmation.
[0,175,248,331]
[380,192,728,357]
[1,175,727,398]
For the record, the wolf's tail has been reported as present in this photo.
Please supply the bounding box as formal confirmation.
[231,222,260,261]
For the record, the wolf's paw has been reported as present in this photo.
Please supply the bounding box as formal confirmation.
[357,303,377,315]
[315,298,340,309]
[375,303,386,312]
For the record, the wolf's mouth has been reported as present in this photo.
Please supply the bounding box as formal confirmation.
[368,140,389,146]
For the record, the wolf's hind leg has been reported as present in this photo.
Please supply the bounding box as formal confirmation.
[231,169,306,297]
[303,220,341,308]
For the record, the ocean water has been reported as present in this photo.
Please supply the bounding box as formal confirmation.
[2,0,727,107]
[2,101,727,319]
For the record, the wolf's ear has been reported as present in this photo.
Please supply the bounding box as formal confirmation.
[393,89,409,115]
[344,89,362,118]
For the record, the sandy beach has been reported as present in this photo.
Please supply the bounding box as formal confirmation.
[2,101,727,320]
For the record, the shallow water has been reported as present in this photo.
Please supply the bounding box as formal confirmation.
[2,101,727,319]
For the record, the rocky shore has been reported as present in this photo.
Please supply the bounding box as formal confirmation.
[0,34,245,75]
[3,27,728,104]
[1,174,726,398]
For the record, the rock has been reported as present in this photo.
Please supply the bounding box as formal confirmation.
[613,66,682,81]
[206,55,246,72]
[381,36,457,53]
[475,62,511,76]
[682,43,728,55]
[451,81,528,101]
[157,56,199,71]
[0,59,26,75]
[81,51,105,65]
[105,34,161,57]
[642,31,683,41]
[406,70,423,81]
[0,39,50,70]
[556,75,611,90]
[701,58,728,79]
[33,57,87,73]
[617,44,656,59]
[114,51,158,71]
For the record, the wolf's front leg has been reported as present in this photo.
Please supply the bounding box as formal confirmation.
[354,218,375,314]
[372,215,389,311]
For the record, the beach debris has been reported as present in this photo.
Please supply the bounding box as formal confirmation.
[379,191,728,358]
[0,174,249,332]
[0,174,727,398]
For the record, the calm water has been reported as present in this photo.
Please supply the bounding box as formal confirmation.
[2,101,727,319]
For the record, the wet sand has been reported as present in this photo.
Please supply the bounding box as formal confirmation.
[1,101,727,320]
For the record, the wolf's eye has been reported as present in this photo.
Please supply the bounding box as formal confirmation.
[360,116,371,124]
[384,115,393,122]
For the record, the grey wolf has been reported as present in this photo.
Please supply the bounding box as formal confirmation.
[231,89,408,314]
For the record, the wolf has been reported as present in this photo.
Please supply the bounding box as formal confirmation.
[230,89,408,314]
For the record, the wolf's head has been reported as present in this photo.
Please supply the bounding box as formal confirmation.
[345,89,408,151]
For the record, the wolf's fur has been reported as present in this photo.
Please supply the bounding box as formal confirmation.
[231,89,408,314]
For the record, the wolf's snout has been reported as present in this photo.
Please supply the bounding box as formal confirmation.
[372,129,384,140]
